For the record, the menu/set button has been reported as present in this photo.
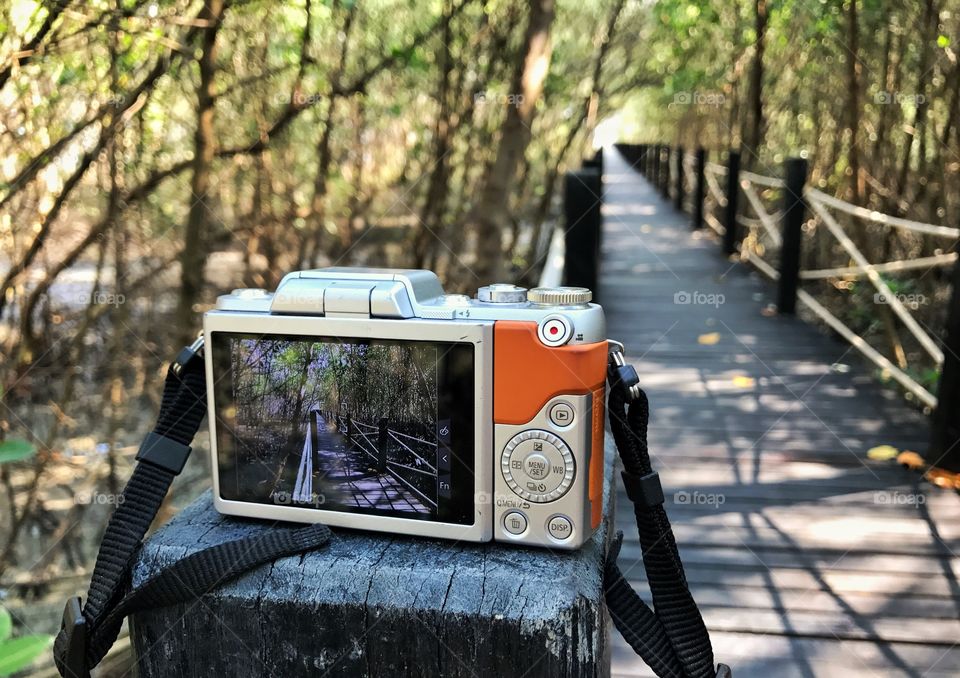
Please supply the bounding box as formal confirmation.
[523,453,550,480]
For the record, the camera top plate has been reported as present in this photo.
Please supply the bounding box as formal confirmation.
[212,268,605,346]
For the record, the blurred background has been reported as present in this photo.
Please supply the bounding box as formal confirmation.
[1,0,959,675]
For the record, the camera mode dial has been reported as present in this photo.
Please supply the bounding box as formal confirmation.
[528,287,592,306]
[501,429,575,503]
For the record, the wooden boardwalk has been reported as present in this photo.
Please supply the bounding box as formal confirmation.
[601,148,960,677]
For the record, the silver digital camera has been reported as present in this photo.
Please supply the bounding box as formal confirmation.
[203,268,608,549]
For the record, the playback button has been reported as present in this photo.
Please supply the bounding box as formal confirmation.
[548,401,575,427]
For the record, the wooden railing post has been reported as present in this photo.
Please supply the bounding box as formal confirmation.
[722,150,741,255]
[692,147,706,229]
[346,413,353,441]
[563,168,602,296]
[652,144,660,186]
[777,157,808,314]
[674,145,685,211]
[662,146,672,198]
[930,256,960,472]
[377,417,389,472]
[639,144,647,174]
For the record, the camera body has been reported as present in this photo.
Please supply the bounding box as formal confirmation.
[203,268,608,549]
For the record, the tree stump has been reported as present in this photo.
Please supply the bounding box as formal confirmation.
[130,441,616,677]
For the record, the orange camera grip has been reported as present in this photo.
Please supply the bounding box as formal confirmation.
[493,321,608,529]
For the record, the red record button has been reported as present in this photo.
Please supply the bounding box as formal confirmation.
[537,314,573,346]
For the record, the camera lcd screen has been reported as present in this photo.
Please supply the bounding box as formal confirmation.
[211,332,476,525]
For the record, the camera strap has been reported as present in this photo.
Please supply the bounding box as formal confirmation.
[54,339,728,678]
[53,340,332,678]
[605,345,730,678]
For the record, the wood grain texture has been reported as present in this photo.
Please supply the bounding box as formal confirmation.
[130,442,616,677]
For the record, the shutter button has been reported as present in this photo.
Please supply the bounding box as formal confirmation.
[537,314,573,346]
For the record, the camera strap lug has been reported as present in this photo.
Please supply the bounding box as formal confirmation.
[58,596,89,678]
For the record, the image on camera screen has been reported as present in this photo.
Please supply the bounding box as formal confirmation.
[212,333,475,525]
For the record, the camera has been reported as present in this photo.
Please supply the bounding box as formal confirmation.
[203,268,608,549]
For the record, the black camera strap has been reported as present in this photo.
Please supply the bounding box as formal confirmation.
[53,340,332,678]
[53,340,728,678]
[605,346,730,678]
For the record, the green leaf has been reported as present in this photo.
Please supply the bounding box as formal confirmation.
[0,635,52,676]
[0,609,10,642]
[937,35,950,48]
[0,439,35,464]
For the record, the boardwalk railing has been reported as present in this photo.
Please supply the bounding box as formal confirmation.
[615,142,960,474]
[293,407,440,510]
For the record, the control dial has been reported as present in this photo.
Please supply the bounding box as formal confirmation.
[478,284,527,303]
[501,430,576,503]
[528,286,592,306]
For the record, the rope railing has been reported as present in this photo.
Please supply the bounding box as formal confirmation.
[628,142,957,412]
[617,140,960,472]
[805,187,960,239]
[322,409,440,509]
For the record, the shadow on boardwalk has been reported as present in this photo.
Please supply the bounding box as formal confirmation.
[601,148,960,678]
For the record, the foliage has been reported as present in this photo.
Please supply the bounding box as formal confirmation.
[0,608,52,677]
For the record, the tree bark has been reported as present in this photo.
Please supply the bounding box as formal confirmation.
[468,0,555,286]
[845,0,861,204]
[523,0,625,275]
[176,0,227,344]
[411,1,455,268]
[745,0,766,162]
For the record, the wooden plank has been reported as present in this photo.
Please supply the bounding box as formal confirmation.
[612,633,960,677]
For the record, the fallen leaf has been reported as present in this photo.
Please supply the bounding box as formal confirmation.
[698,332,720,345]
[924,467,960,490]
[896,450,925,469]
[866,444,898,461]
[732,375,755,388]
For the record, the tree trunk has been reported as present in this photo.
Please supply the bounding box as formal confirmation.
[845,0,861,205]
[523,0,625,274]
[176,0,226,344]
[894,0,936,211]
[468,0,555,286]
[307,5,356,266]
[745,0,766,163]
[412,1,455,268]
